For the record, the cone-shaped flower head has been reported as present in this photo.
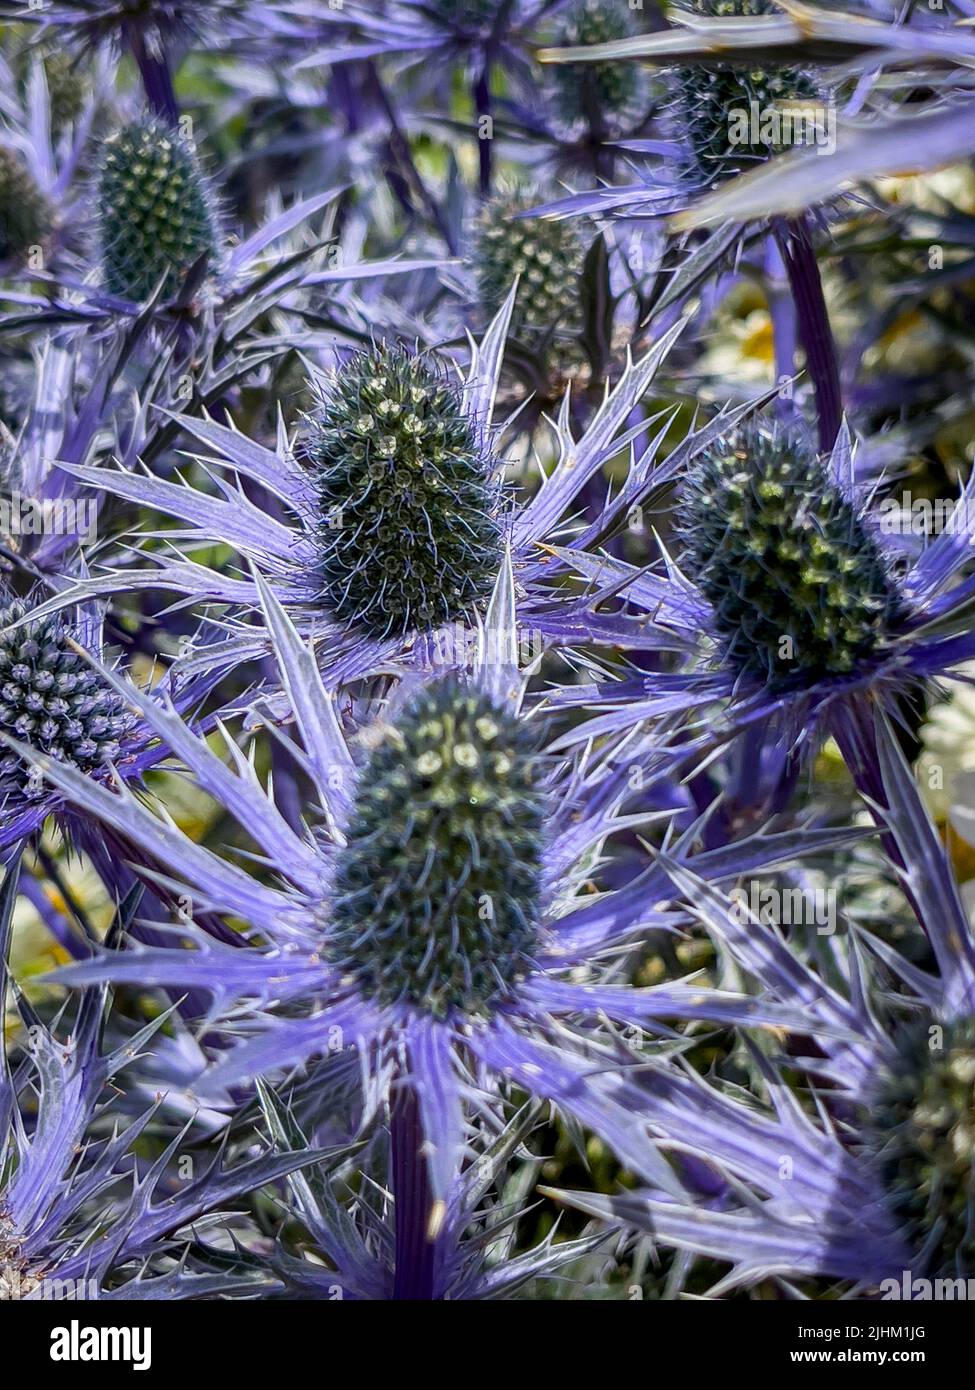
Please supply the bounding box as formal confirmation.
[674,0,824,186]
[0,596,133,800]
[474,191,584,341]
[325,678,545,1019]
[551,0,644,132]
[305,344,502,638]
[42,51,88,132]
[0,147,53,262]
[869,1017,975,1279]
[676,422,901,684]
[96,118,220,302]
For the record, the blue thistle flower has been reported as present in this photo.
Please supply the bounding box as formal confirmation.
[96,118,220,303]
[675,420,902,684]
[38,50,89,133]
[325,677,544,1017]
[306,344,501,639]
[869,1017,975,1280]
[534,3,975,229]
[548,418,975,813]
[474,192,584,341]
[44,310,694,687]
[0,584,213,854]
[0,593,134,798]
[544,714,975,1291]
[21,571,840,1296]
[550,0,645,136]
[673,0,824,188]
[11,0,261,124]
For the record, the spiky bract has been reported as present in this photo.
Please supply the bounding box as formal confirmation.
[551,0,644,132]
[869,1018,975,1279]
[0,147,52,261]
[674,0,824,186]
[676,423,900,684]
[325,679,546,1019]
[475,191,584,341]
[96,118,219,302]
[305,344,501,638]
[0,598,133,799]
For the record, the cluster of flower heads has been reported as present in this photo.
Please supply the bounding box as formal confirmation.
[1,0,975,1309]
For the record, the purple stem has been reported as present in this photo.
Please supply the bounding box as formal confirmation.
[391,1081,438,1300]
[366,63,457,253]
[774,213,842,454]
[764,234,801,428]
[19,865,89,960]
[827,694,916,900]
[123,25,180,126]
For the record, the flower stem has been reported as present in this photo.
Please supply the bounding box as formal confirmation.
[366,63,458,253]
[391,1082,437,1300]
[774,213,842,454]
[827,693,924,905]
[124,26,180,126]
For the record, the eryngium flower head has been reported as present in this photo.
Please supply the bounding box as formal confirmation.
[325,678,545,1019]
[676,421,901,684]
[96,118,220,302]
[673,0,823,186]
[0,147,52,262]
[305,344,502,638]
[870,1017,975,1279]
[0,598,133,800]
[474,192,584,341]
[551,0,643,132]
[41,52,88,132]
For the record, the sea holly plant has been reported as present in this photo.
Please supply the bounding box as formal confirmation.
[0,44,105,272]
[534,0,975,449]
[291,0,561,196]
[9,567,860,1297]
[474,191,585,350]
[21,304,732,688]
[0,863,341,1300]
[0,145,54,266]
[546,715,975,1292]
[545,416,975,821]
[2,0,273,124]
[3,0,975,1311]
